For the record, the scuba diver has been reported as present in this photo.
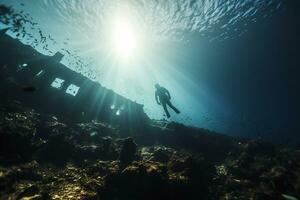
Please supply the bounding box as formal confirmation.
[155,83,180,118]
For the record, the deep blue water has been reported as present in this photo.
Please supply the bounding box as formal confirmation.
[1,0,299,144]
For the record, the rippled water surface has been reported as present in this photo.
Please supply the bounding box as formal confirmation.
[40,0,283,40]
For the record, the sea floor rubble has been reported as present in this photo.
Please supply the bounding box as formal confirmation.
[0,101,299,199]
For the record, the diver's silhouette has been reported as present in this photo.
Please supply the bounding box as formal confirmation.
[155,83,180,118]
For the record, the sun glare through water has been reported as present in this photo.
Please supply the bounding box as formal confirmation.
[112,19,137,59]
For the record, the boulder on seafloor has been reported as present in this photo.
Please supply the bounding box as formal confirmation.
[119,137,138,166]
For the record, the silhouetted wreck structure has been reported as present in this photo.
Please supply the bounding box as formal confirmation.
[0,28,149,126]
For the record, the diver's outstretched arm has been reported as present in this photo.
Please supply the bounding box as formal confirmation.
[155,93,161,105]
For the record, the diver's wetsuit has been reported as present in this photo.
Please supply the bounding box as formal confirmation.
[155,86,180,118]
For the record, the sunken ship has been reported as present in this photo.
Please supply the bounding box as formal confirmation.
[0,28,148,127]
